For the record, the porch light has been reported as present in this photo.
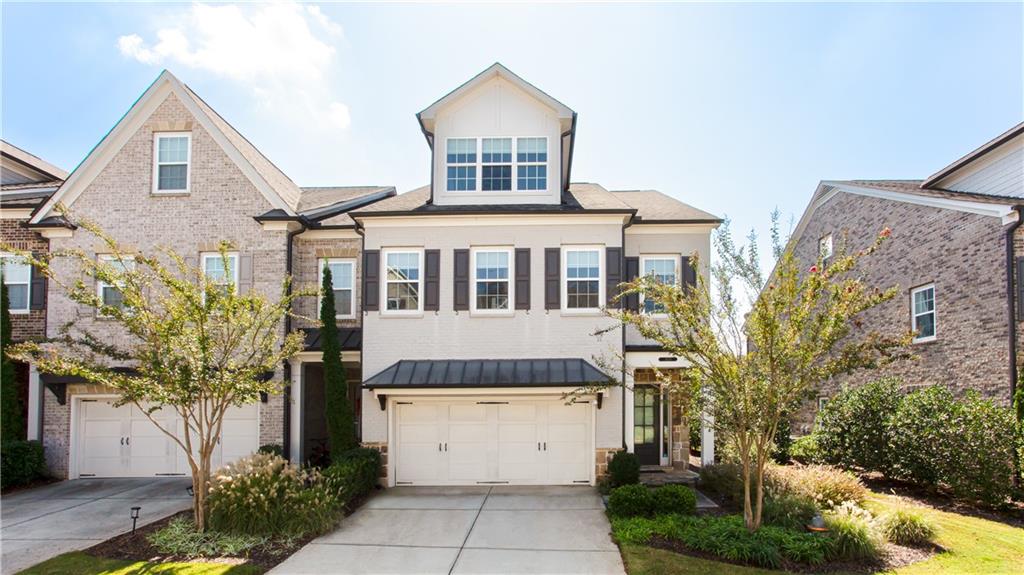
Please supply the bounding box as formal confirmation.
[130,506,141,534]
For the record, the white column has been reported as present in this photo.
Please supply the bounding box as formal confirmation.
[288,359,302,464]
[27,363,41,441]
[700,411,715,466]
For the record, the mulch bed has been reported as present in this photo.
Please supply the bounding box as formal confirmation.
[83,489,378,572]
[857,473,1024,528]
[646,535,940,574]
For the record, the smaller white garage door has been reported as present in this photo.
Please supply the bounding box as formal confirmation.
[394,398,592,486]
[77,398,259,478]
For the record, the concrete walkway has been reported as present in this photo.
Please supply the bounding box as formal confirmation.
[1,477,192,574]
[271,486,625,575]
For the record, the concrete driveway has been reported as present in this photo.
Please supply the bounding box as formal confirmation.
[271,486,625,575]
[1,477,192,574]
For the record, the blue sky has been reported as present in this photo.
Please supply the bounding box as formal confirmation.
[3,2,1022,256]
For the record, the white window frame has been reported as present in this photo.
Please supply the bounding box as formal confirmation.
[381,248,424,316]
[818,397,829,411]
[96,255,135,316]
[639,255,680,318]
[470,247,514,316]
[445,138,478,192]
[152,132,192,194]
[561,245,604,314]
[819,233,833,260]
[0,253,31,314]
[910,283,936,343]
[319,258,356,320]
[201,252,239,298]
[442,136,549,194]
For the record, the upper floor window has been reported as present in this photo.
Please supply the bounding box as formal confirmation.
[153,133,191,194]
[516,137,547,191]
[911,283,935,343]
[97,255,135,313]
[0,254,31,312]
[481,138,513,191]
[564,247,602,311]
[641,256,677,315]
[384,250,422,313]
[472,249,512,313]
[819,233,833,260]
[446,138,477,191]
[321,258,355,319]
[202,252,238,298]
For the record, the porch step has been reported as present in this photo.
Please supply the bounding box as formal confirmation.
[640,467,698,486]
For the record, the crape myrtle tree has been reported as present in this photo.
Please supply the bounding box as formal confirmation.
[320,265,358,457]
[5,211,308,531]
[607,213,911,531]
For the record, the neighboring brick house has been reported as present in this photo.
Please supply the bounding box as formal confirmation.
[786,123,1024,432]
[1,139,67,440]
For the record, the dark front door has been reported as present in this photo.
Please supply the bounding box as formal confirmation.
[302,364,329,465]
[634,386,661,465]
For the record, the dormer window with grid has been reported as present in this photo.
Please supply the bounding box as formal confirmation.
[446,138,477,191]
[481,138,513,191]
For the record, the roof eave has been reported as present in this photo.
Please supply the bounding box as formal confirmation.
[922,122,1024,189]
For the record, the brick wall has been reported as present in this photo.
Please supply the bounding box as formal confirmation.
[791,192,1012,431]
[0,219,48,341]
[292,237,362,329]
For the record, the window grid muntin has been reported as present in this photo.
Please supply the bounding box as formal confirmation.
[384,251,421,312]
[155,134,190,192]
[321,259,355,318]
[911,285,935,341]
[641,257,677,314]
[444,137,547,193]
[634,387,656,444]
[97,255,135,312]
[1,255,31,311]
[202,252,238,297]
[819,234,833,259]
[565,248,601,310]
[473,250,511,311]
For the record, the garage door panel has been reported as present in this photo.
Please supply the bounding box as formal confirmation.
[498,404,537,422]
[449,404,487,422]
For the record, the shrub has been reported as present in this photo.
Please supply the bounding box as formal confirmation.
[766,464,866,510]
[817,378,901,473]
[772,416,793,464]
[607,484,654,517]
[698,463,744,506]
[942,394,1016,506]
[607,451,640,487]
[880,507,936,546]
[762,493,819,531]
[257,444,283,457]
[887,386,956,486]
[323,447,381,505]
[651,485,697,516]
[789,434,822,464]
[208,453,341,537]
[1,440,46,489]
[824,503,883,561]
[148,517,268,557]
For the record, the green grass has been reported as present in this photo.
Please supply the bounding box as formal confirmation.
[18,552,263,575]
[620,493,1024,575]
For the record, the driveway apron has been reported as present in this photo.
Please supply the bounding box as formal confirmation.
[271,486,625,575]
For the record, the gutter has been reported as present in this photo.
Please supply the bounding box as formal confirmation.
[1006,205,1023,486]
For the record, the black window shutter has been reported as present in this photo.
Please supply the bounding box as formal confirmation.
[29,251,46,310]
[1017,257,1024,321]
[515,248,530,310]
[363,250,380,311]
[681,255,697,290]
[624,256,640,311]
[544,248,560,310]
[453,249,469,311]
[424,249,440,311]
[606,247,622,308]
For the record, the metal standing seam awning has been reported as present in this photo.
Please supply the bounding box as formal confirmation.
[362,358,613,410]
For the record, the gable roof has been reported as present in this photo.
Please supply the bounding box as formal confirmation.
[922,122,1024,189]
[1,140,68,186]
[611,190,721,223]
[30,70,304,225]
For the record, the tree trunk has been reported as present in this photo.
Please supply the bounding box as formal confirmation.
[192,447,212,531]
[741,451,754,531]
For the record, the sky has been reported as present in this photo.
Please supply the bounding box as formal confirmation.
[3,1,1022,262]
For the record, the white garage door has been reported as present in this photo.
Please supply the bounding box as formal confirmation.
[394,399,592,486]
[77,398,259,478]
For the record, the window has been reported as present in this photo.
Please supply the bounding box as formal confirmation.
[202,252,239,297]
[818,397,829,411]
[819,234,833,260]
[320,259,355,318]
[97,255,135,313]
[472,249,512,312]
[516,137,547,190]
[0,254,31,312]
[911,284,936,342]
[446,139,477,191]
[153,133,191,193]
[564,248,602,311]
[384,250,422,313]
[481,138,512,191]
[640,256,677,315]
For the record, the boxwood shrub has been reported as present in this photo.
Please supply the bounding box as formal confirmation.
[607,451,640,487]
[607,484,654,517]
[651,484,697,516]
[1,440,46,489]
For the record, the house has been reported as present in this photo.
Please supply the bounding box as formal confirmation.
[20,64,719,486]
[785,122,1024,431]
[1,139,67,440]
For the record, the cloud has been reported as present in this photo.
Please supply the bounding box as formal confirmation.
[117,2,349,129]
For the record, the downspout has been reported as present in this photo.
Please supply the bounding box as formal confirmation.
[282,217,310,461]
[1005,205,1023,486]
[354,218,366,443]
[621,215,634,450]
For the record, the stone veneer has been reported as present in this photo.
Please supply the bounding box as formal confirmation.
[633,368,691,468]
[361,441,388,486]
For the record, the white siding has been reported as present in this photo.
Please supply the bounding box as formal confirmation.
[937,134,1024,198]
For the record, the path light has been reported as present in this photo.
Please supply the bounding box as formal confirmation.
[806,513,828,534]
[130,506,141,535]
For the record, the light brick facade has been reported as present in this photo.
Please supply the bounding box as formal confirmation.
[292,237,362,330]
[1,219,48,341]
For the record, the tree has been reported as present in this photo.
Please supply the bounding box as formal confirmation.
[5,214,307,530]
[1,276,26,440]
[609,216,910,531]
[320,265,357,457]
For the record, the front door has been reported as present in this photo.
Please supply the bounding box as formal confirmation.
[634,386,661,465]
[302,363,328,465]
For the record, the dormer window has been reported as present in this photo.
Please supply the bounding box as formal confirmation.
[516,138,547,190]
[153,132,191,194]
[446,138,477,191]
[443,136,549,193]
[481,138,513,191]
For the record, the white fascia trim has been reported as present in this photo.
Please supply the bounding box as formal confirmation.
[296,228,360,240]
[625,351,692,370]
[293,350,361,363]
[626,223,719,235]
[370,387,598,399]
[31,72,294,224]
[821,181,1017,221]
[0,208,34,219]
[38,228,74,239]
[359,214,629,228]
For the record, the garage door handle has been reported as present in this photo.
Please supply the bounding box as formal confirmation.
[121,437,124,446]
[543,442,547,451]
[537,442,540,451]
[126,437,130,445]
[438,442,442,452]
[444,443,448,452]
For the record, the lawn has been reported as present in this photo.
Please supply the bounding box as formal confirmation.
[17,552,263,575]
[620,493,1024,575]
